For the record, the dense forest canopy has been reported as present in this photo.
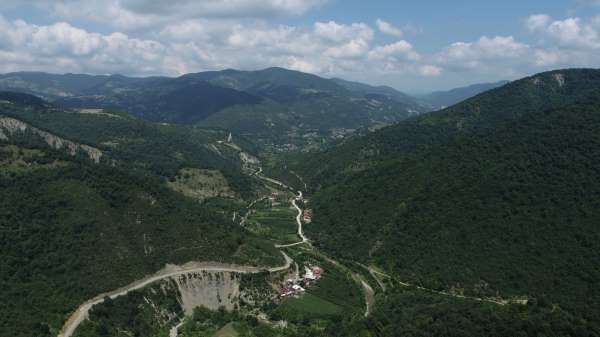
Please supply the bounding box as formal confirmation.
[0,95,281,336]
[290,69,600,332]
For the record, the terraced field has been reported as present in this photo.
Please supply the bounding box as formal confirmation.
[213,322,239,337]
[276,293,342,317]
[245,200,299,244]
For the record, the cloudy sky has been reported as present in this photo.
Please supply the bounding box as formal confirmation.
[1,0,600,92]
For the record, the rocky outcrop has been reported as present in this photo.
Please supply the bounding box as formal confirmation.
[240,151,260,166]
[172,271,241,315]
[0,116,103,163]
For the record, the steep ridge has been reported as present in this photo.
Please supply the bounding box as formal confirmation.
[291,69,600,326]
[296,69,600,187]
[0,116,103,163]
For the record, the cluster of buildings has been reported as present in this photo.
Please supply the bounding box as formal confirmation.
[268,191,282,207]
[303,209,313,223]
[279,265,323,298]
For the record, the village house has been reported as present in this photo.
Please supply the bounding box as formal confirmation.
[279,279,306,297]
[303,209,313,223]
[278,265,323,298]
[268,192,283,207]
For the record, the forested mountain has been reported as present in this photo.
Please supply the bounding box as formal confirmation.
[0,69,429,147]
[331,77,423,107]
[0,72,119,99]
[56,77,263,124]
[191,68,426,134]
[296,69,600,185]
[421,80,510,109]
[290,69,600,329]
[190,67,347,94]
[0,93,280,336]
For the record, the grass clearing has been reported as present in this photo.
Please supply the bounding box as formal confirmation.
[213,322,239,337]
[167,168,237,201]
[277,293,342,317]
[0,144,66,175]
[246,200,299,244]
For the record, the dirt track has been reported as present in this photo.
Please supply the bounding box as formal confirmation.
[58,252,292,337]
[275,193,310,248]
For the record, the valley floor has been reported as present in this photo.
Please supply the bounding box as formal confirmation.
[60,154,373,337]
[60,141,530,337]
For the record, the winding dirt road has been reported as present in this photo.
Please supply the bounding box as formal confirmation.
[361,280,375,317]
[58,252,292,337]
[255,169,294,191]
[357,263,389,292]
[275,192,310,248]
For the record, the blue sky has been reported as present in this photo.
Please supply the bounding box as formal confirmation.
[1,0,600,92]
[297,1,558,44]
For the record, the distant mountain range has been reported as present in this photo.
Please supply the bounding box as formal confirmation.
[420,80,510,109]
[0,68,513,150]
[0,69,427,146]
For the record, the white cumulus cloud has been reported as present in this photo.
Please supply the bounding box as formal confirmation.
[369,41,420,61]
[376,19,404,37]
[438,36,530,69]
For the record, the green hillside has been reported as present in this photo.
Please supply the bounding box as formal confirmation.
[0,92,258,198]
[0,94,281,336]
[0,143,280,337]
[296,69,600,186]
[290,69,600,326]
